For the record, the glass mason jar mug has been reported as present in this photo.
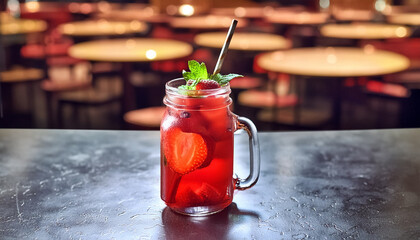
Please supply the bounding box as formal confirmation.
[160,78,260,216]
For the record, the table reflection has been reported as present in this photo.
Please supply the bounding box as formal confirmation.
[161,203,259,239]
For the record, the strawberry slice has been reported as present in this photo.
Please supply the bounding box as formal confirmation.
[176,183,225,206]
[195,79,220,90]
[175,184,203,206]
[195,183,225,204]
[164,127,208,175]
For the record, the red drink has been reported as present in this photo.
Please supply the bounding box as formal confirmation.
[161,78,260,216]
[161,79,235,215]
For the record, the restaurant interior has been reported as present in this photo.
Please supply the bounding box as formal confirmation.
[1,0,420,131]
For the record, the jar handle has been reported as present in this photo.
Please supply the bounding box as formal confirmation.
[235,116,261,190]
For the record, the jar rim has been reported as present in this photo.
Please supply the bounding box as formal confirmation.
[165,78,231,98]
[164,78,232,110]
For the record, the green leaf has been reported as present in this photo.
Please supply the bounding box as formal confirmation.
[183,60,208,81]
[179,60,243,94]
[182,70,193,81]
[177,84,194,96]
[211,73,243,86]
[178,85,193,90]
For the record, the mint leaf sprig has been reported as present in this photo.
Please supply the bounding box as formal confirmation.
[179,60,242,91]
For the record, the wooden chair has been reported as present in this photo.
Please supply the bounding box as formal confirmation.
[359,39,419,128]
[0,67,45,127]
[56,76,122,129]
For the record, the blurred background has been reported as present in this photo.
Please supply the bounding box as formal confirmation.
[1,0,420,131]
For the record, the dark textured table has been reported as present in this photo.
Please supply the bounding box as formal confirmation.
[0,129,419,239]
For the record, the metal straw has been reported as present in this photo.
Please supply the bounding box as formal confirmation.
[213,19,238,75]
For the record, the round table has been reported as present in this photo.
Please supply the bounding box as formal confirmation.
[265,10,329,48]
[194,32,290,51]
[257,47,410,128]
[194,32,291,95]
[1,13,48,67]
[330,9,374,22]
[169,15,248,29]
[210,6,273,19]
[258,47,410,77]
[69,38,192,62]
[387,13,420,26]
[0,16,47,35]
[95,8,169,23]
[320,23,411,40]
[67,2,122,15]
[0,67,45,122]
[0,68,44,83]
[19,1,67,14]
[69,38,193,112]
[264,11,329,25]
[58,19,148,37]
